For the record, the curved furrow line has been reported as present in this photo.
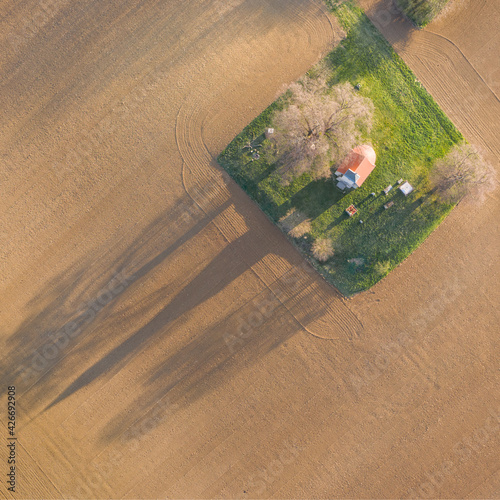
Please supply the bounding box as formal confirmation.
[280,0,337,64]
[306,282,363,340]
[269,264,362,341]
[176,102,231,215]
[430,0,488,42]
[424,28,499,102]
[174,4,359,341]
[287,1,320,49]
[416,53,492,142]
[178,95,275,266]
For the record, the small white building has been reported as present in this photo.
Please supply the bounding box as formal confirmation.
[399,181,413,196]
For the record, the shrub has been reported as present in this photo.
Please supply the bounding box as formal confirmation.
[374,260,392,276]
[430,143,496,204]
[395,0,450,27]
[312,238,334,262]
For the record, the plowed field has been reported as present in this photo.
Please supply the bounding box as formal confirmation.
[1,0,498,498]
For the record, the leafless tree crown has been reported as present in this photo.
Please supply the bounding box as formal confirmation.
[431,143,497,204]
[268,77,374,183]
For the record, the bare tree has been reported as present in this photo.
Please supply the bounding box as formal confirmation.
[267,78,373,183]
[312,237,334,262]
[431,144,496,204]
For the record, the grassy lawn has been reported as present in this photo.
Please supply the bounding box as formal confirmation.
[217,1,462,296]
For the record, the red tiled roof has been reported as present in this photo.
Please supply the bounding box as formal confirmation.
[336,146,376,187]
[353,145,376,165]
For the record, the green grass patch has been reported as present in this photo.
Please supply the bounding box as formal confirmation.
[218,1,462,296]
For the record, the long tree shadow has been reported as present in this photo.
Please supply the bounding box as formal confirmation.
[44,226,259,410]
[43,168,347,417]
[98,267,337,444]
[8,156,351,446]
[2,195,231,408]
[0,0,367,477]
[364,0,416,50]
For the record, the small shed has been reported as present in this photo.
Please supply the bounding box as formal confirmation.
[399,181,413,196]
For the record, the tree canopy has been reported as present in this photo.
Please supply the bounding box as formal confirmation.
[395,0,449,26]
[431,143,496,204]
[268,78,373,183]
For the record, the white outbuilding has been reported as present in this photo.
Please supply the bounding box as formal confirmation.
[399,181,414,196]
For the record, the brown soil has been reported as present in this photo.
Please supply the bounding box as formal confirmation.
[0,0,498,498]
